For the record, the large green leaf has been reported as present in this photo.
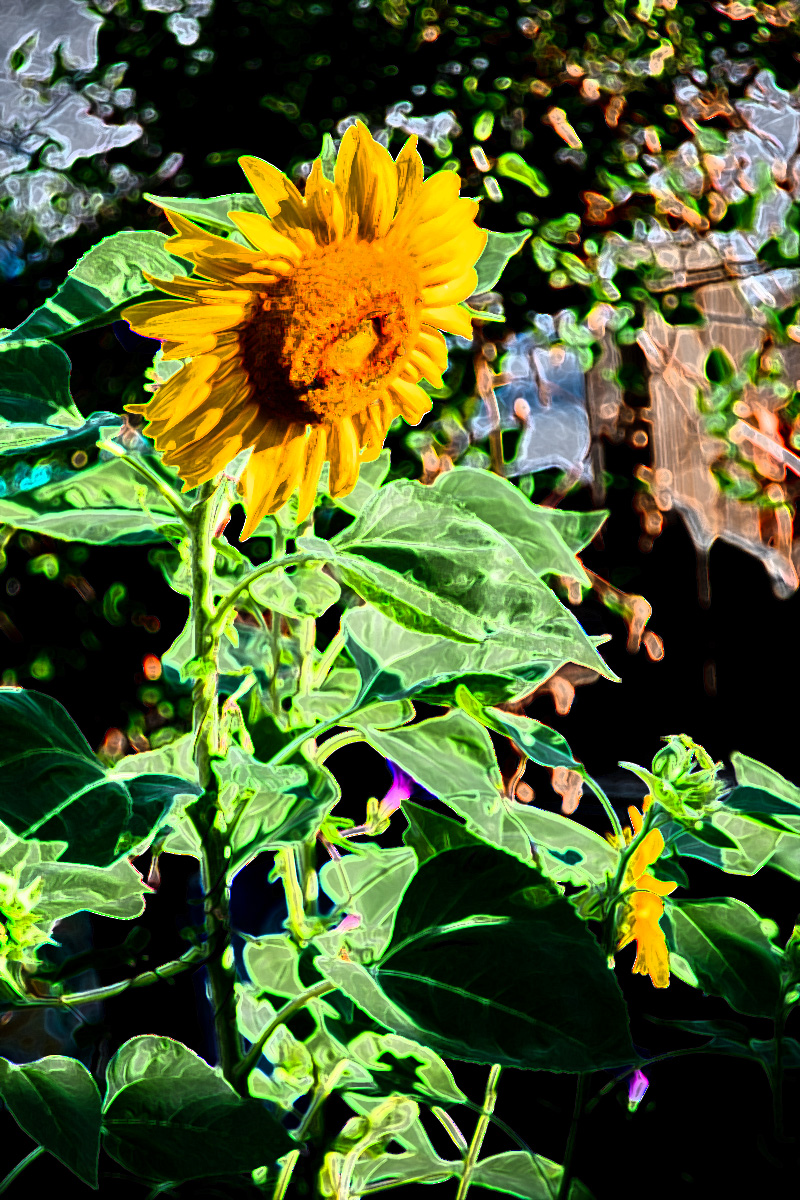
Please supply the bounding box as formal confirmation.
[332,1090,460,1193]
[472,1152,594,1199]
[662,897,785,1018]
[318,844,639,1072]
[102,1036,293,1183]
[473,230,532,293]
[144,191,266,231]
[0,690,198,867]
[330,480,617,660]
[320,449,391,515]
[0,452,185,545]
[401,799,489,868]
[291,666,414,733]
[0,411,121,501]
[431,469,601,584]
[455,684,582,772]
[0,340,83,427]
[667,809,784,876]
[343,598,614,712]
[0,1056,102,1188]
[0,231,191,343]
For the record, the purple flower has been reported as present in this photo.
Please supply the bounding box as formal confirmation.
[379,762,414,816]
[627,1069,649,1112]
[332,913,361,934]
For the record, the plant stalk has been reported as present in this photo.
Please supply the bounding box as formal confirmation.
[556,1072,587,1200]
[186,478,246,1094]
[455,1063,502,1200]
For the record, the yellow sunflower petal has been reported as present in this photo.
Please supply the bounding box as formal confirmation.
[239,421,307,539]
[122,299,248,339]
[227,211,304,261]
[163,210,269,279]
[405,169,462,225]
[405,199,482,256]
[161,334,219,360]
[353,404,385,462]
[172,404,264,483]
[637,873,678,898]
[141,271,254,304]
[387,376,432,424]
[394,134,424,218]
[327,415,360,497]
[156,370,253,446]
[334,120,398,241]
[417,325,448,370]
[127,356,218,431]
[296,425,328,524]
[420,303,474,339]
[304,158,345,244]
[628,805,644,836]
[406,347,444,388]
[417,226,488,285]
[421,268,478,308]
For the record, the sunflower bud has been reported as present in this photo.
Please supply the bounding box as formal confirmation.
[621,735,724,828]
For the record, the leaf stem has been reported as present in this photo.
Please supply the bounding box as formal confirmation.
[313,629,345,687]
[267,705,361,767]
[556,1072,587,1200]
[96,439,190,526]
[316,730,368,764]
[232,980,338,1085]
[213,551,330,631]
[0,1146,45,1194]
[455,1063,502,1200]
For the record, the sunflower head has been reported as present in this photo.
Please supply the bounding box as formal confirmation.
[122,121,488,538]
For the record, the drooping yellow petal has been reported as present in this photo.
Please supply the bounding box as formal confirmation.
[406,347,444,388]
[405,199,482,257]
[125,354,217,421]
[239,421,307,539]
[327,415,360,497]
[236,157,290,218]
[141,271,254,304]
[417,325,448,370]
[420,303,474,339]
[160,334,219,360]
[387,376,432,424]
[162,210,271,281]
[416,226,488,285]
[296,425,328,523]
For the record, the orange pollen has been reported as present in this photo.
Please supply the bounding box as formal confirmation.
[238,239,421,424]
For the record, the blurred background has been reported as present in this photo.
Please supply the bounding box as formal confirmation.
[1,1,800,1195]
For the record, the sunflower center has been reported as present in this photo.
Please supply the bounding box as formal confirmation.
[239,239,421,424]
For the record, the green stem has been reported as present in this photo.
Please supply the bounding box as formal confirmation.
[232,980,338,1085]
[0,1146,45,1194]
[455,1064,502,1200]
[556,1073,587,1200]
[213,551,329,631]
[313,629,345,688]
[770,993,791,1142]
[185,478,246,1095]
[268,704,361,767]
[96,439,190,526]
[316,729,368,764]
[271,1150,301,1200]
[54,945,208,1008]
[268,524,286,719]
[582,774,624,846]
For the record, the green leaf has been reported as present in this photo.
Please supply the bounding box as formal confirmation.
[472,1152,595,1199]
[731,751,800,803]
[431,469,600,584]
[0,1056,102,1188]
[455,684,581,772]
[143,191,266,231]
[667,808,785,876]
[722,787,800,835]
[330,480,613,656]
[662,897,785,1018]
[344,605,605,711]
[0,411,122,502]
[346,1029,467,1107]
[0,453,184,545]
[249,562,341,619]
[473,230,532,294]
[102,1035,293,1183]
[401,799,489,868]
[315,845,420,964]
[291,667,414,733]
[535,507,608,554]
[333,1091,460,1192]
[0,690,198,867]
[0,340,83,427]
[0,231,190,343]
[318,844,639,1071]
[509,805,619,887]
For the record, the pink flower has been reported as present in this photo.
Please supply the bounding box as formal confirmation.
[332,913,361,935]
[378,762,414,817]
[627,1069,649,1112]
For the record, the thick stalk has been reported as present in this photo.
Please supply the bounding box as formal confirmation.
[186,479,246,1094]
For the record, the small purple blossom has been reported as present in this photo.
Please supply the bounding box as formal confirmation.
[627,1069,649,1112]
[379,762,414,816]
[332,913,361,935]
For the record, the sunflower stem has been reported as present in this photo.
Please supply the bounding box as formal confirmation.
[268,524,287,719]
[556,1073,587,1200]
[184,477,247,1095]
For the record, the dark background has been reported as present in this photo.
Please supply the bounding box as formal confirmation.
[0,1,799,1196]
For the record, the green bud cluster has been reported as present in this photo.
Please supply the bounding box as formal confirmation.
[620,734,725,827]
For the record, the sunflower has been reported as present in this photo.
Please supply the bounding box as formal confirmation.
[121,121,488,538]
[606,795,678,989]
